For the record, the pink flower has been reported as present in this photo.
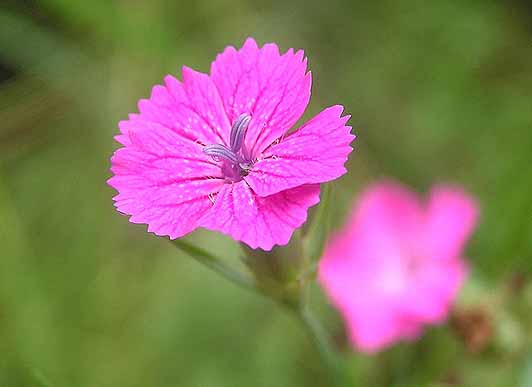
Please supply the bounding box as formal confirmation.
[108,38,355,250]
[318,181,478,352]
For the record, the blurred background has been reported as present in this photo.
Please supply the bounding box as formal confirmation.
[1,1,531,386]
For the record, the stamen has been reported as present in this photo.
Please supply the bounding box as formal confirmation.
[204,114,254,181]
[230,113,252,152]
[203,144,239,164]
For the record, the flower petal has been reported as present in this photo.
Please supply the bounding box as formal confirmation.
[425,186,478,261]
[210,37,311,156]
[403,258,467,323]
[319,249,424,352]
[318,182,425,352]
[132,67,231,146]
[319,182,424,296]
[344,304,410,353]
[319,182,476,353]
[115,113,140,146]
[109,123,224,239]
[199,182,320,250]
[245,105,354,196]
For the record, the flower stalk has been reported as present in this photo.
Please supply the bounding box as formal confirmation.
[172,239,256,291]
[296,305,349,386]
[172,237,350,386]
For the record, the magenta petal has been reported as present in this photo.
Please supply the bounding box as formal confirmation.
[211,37,311,156]
[109,124,224,239]
[245,105,355,196]
[134,68,231,146]
[115,113,140,146]
[199,182,320,250]
[111,38,354,250]
[318,181,476,353]
[403,258,468,323]
[344,305,405,353]
[318,252,399,352]
[425,186,479,261]
[343,182,424,260]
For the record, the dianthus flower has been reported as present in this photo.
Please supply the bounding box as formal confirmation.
[109,38,355,250]
[318,181,478,352]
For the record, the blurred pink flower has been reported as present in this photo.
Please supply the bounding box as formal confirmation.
[318,181,478,352]
[108,38,355,250]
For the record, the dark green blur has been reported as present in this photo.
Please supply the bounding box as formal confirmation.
[0,1,531,386]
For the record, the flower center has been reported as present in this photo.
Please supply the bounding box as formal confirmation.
[204,113,253,182]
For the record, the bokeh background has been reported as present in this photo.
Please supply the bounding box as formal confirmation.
[1,1,532,386]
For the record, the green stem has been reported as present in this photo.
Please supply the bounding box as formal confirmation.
[172,239,256,291]
[173,239,349,385]
[296,261,318,283]
[304,183,333,263]
[297,306,349,386]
